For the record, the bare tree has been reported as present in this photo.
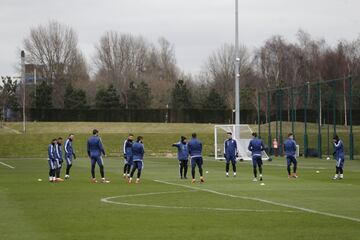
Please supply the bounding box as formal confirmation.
[203,43,251,108]
[94,32,149,107]
[23,21,88,107]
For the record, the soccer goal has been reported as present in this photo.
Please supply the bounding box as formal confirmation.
[214,124,270,161]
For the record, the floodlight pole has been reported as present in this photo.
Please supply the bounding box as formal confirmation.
[34,68,37,98]
[21,50,26,133]
[234,0,240,139]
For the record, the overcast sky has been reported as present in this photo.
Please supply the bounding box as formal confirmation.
[1,0,359,77]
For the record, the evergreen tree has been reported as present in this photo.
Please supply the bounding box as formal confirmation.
[127,81,152,109]
[202,88,227,109]
[0,77,19,120]
[64,84,87,109]
[95,84,121,108]
[31,81,53,109]
[171,80,192,109]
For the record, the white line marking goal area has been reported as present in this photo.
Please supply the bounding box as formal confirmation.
[0,161,15,169]
[101,190,294,213]
[154,180,360,223]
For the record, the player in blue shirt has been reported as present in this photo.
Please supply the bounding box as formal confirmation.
[55,137,64,182]
[224,132,238,177]
[172,136,189,179]
[48,139,57,182]
[87,129,109,183]
[122,133,134,179]
[188,133,205,183]
[248,132,265,181]
[64,134,76,179]
[283,133,298,178]
[129,136,144,184]
[332,135,345,180]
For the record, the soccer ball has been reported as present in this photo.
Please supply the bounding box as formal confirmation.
[326,157,330,160]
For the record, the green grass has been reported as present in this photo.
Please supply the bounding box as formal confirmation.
[1,121,359,157]
[0,122,215,158]
[0,122,359,240]
[0,156,360,240]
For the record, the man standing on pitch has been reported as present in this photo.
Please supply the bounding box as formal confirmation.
[332,135,345,180]
[129,136,144,184]
[87,129,110,183]
[122,133,134,179]
[283,133,298,178]
[188,133,205,183]
[64,134,76,179]
[172,136,189,179]
[248,132,265,181]
[55,137,64,182]
[48,139,57,182]
[224,132,238,177]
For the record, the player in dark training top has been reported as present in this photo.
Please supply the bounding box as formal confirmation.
[87,129,110,183]
[172,136,189,179]
[188,133,205,183]
[248,132,265,181]
[283,133,298,178]
[224,132,238,177]
[64,134,76,179]
[129,136,145,184]
[332,135,345,180]
[122,133,134,179]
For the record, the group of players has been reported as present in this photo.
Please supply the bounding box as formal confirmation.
[172,131,346,181]
[47,134,76,182]
[47,128,346,183]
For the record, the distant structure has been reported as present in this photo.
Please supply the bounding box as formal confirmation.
[24,64,46,85]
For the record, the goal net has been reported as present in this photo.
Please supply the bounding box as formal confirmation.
[214,124,270,161]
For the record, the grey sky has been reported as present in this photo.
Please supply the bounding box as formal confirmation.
[1,0,359,76]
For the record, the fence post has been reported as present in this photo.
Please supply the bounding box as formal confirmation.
[291,87,295,135]
[332,81,337,134]
[279,89,283,156]
[348,76,354,160]
[317,82,322,159]
[257,91,261,138]
[267,91,272,153]
[275,90,279,151]
[304,83,309,158]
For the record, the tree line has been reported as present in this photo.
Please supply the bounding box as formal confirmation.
[2,21,360,118]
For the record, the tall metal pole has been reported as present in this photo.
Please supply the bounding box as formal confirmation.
[348,76,354,160]
[304,83,309,158]
[327,109,330,157]
[234,0,240,140]
[291,87,295,134]
[21,50,26,133]
[279,90,283,156]
[34,68,37,98]
[257,91,261,138]
[332,81,337,134]
[317,82,322,159]
[275,91,279,147]
[267,91,272,153]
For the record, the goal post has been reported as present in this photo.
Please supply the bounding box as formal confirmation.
[214,124,270,161]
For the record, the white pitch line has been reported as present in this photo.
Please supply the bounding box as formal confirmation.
[154,180,360,223]
[2,125,21,134]
[101,190,294,213]
[103,190,195,199]
[0,161,15,169]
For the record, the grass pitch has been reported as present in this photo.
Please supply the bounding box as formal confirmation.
[1,156,360,240]
[0,122,359,240]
